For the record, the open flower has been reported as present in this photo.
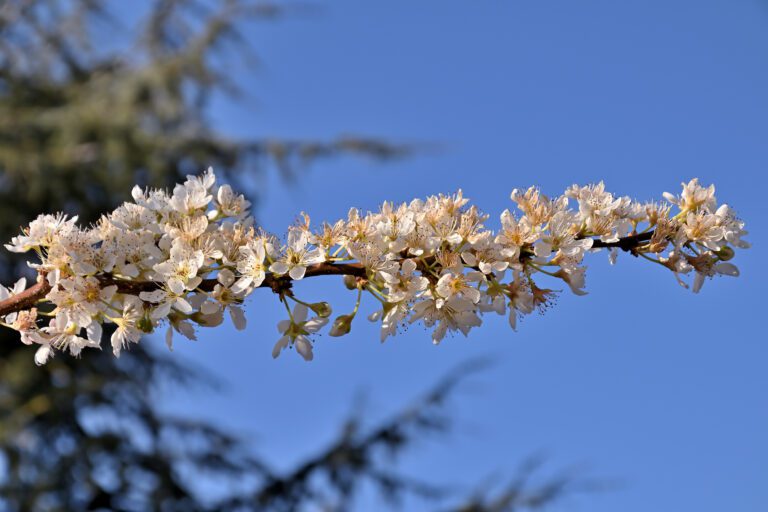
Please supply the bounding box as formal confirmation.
[380,259,428,302]
[435,268,484,304]
[139,288,193,320]
[495,210,538,261]
[215,184,251,219]
[108,296,144,356]
[554,266,588,296]
[273,303,328,361]
[46,276,117,327]
[201,269,247,330]
[152,241,204,294]
[5,213,79,253]
[410,293,481,344]
[168,167,215,214]
[687,253,740,293]
[534,211,593,260]
[269,230,325,280]
[663,178,717,213]
[232,241,267,293]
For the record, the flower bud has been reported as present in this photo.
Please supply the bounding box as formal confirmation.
[716,246,735,261]
[308,301,332,318]
[329,314,354,337]
[343,275,357,290]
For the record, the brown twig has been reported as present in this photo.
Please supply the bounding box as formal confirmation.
[0,233,655,319]
[0,276,52,318]
[589,231,654,251]
[0,262,367,318]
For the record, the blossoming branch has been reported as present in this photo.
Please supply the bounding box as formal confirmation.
[0,169,749,364]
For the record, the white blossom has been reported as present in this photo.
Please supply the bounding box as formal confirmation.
[231,241,267,293]
[0,170,749,364]
[152,241,204,294]
[663,178,716,213]
[108,296,144,356]
[410,293,482,345]
[273,303,328,361]
[4,213,78,253]
[269,229,325,280]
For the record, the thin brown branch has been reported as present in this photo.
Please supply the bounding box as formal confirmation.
[0,262,367,318]
[589,231,654,251]
[0,232,656,319]
[0,275,52,318]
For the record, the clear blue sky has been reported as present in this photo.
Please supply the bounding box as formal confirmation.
[157,1,768,510]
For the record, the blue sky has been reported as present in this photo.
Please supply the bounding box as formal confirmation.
[157,1,768,510]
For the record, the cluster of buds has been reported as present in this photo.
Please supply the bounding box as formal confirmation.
[0,170,749,364]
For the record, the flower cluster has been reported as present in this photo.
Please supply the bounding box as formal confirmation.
[0,170,749,364]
